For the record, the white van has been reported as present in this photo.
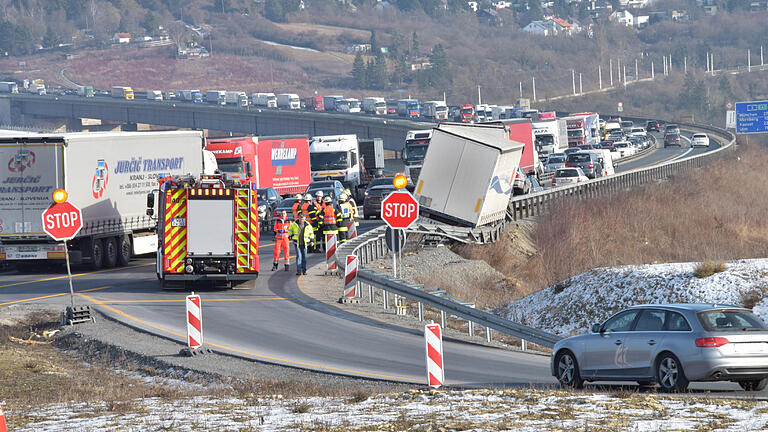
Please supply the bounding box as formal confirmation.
[584,149,615,176]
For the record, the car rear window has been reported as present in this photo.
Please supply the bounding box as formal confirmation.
[693,134,706,139]
[567,154,590,163]
[555,169,579,177]
[548,156,565,163]
[664,134,678,139]
[697,309,768,332]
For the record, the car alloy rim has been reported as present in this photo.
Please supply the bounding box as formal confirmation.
[558,354,574,383]
[660,357,678,388]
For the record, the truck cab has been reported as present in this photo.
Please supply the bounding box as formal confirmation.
[397,99,420,119]
[460,104,475,123]
[309,135,361,192]
[403,129,433,183]
[337,98,361,113]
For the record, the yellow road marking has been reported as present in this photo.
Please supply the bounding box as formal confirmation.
[76,292,418,383]
[0,263,154,289]
[0,286,112,306]
[96,297,297,304]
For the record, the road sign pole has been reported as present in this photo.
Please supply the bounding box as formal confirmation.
[391,226,397,278]
[64,242,74,310]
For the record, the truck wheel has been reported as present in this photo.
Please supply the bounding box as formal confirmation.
[90,238,104,270]
[103,237,118,268]
[117,236,132,267]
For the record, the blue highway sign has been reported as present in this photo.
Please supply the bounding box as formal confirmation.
[736,101,768,134]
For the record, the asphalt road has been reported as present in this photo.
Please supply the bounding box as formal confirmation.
[0,135,748,393]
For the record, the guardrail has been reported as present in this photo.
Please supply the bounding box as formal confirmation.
[335,121,736,350]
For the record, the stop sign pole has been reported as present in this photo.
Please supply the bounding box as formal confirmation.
[381,175,419,279]
[41,189,83,310]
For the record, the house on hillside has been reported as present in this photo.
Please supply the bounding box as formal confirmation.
[550,17,581,35]
[522,20,554,36]
[610,10,634,26]
[477,8,504,26]
[112,33,131,44]
[634,14,649,27]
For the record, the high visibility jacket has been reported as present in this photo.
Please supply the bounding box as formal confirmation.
[338,202,354,231]
[291,202,302,220]
[300,202,311,217]
[273,219,290,240]
[288,221,314,245]
[322,204,340,226]
[312,200,324,221]
[349,197,359,217]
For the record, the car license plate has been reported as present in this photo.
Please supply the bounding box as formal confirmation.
[171,218,186,227]
[733,343,768,354]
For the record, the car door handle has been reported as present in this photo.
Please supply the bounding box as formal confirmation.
[614,340,622,345]
[648,340,656,346]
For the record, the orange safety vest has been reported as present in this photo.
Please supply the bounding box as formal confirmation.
[312,201,324,219]
[322,205,337,226]
[300,202,311,217]
[291,202,301,220]
[273,219,290,240]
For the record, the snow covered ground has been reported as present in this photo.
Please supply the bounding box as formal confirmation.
[11,388,768,431]
[506,258,768,336]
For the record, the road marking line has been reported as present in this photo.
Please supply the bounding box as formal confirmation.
[95,297,297,304]
[0,285,112,306]
[0,263,154,288]
[76,292,418,382]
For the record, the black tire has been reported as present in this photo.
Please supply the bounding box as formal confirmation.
[117,236,132,267]
[739,378,768,391]
[89,238,104,270]
[103,237,118,268]
[656,353,689,392]
[555,350,584,389]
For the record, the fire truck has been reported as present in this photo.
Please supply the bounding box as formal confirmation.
[147,174,260,289]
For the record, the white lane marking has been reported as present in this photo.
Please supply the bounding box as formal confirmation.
[670,146,694,162]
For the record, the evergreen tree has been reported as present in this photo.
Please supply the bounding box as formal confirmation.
[365,58,375,88]
[429,43,452,86]
[369,30,378,55]
[265,0,285,22]
[141,11,159,35]
[352,51,367,88]
[373,51,388,88]
[397,0,423,12]
[412,31,419,57]
[42,26,61,48]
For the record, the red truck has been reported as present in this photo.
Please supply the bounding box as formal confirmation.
[501,119,540,177]
[305,96,324,111]
[460,104,475,123]
[204,135,311,195]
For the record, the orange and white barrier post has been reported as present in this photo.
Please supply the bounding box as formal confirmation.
[186,293,203,349]
[424,323,444,388]
[343,255,358,298]
[325,233,337,274]
[0,404,7,432]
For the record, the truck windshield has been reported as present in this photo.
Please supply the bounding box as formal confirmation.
[403,144,429,161]
[407,102,418,109]
[375,102,386,108]
[311,152,348,170]
[567,130,584,138]
[535,135,554,148]
[216,157,243,174]
[350,100,361,109]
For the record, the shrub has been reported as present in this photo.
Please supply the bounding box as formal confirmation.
[693,261,727,279]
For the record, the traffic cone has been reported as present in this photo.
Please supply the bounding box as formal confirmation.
[0,404,7,432]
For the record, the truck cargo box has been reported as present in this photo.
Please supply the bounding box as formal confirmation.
[414,123,523,228]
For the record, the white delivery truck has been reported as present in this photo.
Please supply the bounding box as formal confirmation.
[206,90,226,105]
[147,90,163,101]
[402,129,433,183]
[276,93,301,110]
[362,97,387,115]
[422,101,449,121]
[226,91,248,107]
[252,92,277,108]
[0,131,214,269]
[415,123,524,228]
[337,98,361,113]
[309,135,362,193]
[532,118,568,159]
[0,82,19,93]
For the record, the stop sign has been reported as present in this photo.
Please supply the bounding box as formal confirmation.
[381,191,419,229]
[41,202,83,241]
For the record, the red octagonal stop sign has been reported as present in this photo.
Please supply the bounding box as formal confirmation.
[381,191,419,229]
[42,202,83,241]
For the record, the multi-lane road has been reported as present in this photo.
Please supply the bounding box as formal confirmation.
[1,132,749,393]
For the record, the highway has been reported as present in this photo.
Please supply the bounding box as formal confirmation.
[0,131,742,392]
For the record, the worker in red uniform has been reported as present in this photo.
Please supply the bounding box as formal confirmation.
[272,210,290,271]
[291,194,303,220]
[312,191,325,251]
[321,196,342,240]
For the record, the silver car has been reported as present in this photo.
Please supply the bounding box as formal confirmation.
[552,304,768,392]
[544,153,566,173]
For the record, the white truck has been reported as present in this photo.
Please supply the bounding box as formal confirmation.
[276,93,301,110]
[252,92,277,108]
[309,135,363,193]
[179,90,203,103]
[337,98,361,113]
[206,90,226,105]
[0,82,18,93]
[226,91,248,107]
[147,90,163,101]
[532,118,568,159]
[422,101,448,121]
[362,97,387,115]
[415,123,524,227]
[0,131,215,269]
[402,129,433,184]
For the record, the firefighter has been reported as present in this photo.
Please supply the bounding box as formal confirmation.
[301,193,312,219]
[272,210,291,271]
[344,188,360,227]
[321,195,341,241]
[291,194,303,220]
[337,192,354,243]
[312,191,325,251]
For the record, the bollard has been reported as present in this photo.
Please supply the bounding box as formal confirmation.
[424,323,444,389]
[486,327,492,343]
[440,310,446,328]
[521,339,527,351]
[418,302,423,321]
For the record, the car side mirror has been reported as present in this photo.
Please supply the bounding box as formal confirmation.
[146,192,155,209]
[591,323,602,333]
[245,161,253,178]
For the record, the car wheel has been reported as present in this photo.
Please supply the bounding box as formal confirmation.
[103,237,118,268]
[555,350,584,389]
[656,353,689,392]
[739,378,768,391]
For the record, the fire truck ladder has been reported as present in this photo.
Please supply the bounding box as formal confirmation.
[234,188,251,271]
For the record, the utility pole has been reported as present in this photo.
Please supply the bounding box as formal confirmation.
[684,56,687,74]
[623,65,626,88]
[711,53,715,76]
[598,65,602,89]
[669,54,672,73]
[617,58,621,83]
[762,45,764,66]
[477,85,481,105]
[579,72,582,94]
[532,76,536,101]
[748,48,752,72]
[610,59,613,86]
[519,81,523,98]
[635,59,638,81]
[572,69,576,95]
[651,61,654,79]
[706,52,710,73]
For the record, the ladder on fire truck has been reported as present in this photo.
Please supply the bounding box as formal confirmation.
[234,188,251,271]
